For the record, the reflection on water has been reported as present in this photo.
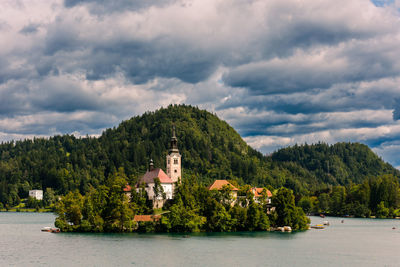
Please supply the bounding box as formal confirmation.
[1,213,400,266]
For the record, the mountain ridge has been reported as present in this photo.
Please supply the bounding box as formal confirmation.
[0,104,398,206]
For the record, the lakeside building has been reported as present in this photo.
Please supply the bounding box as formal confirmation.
[251,187,272,204]
[207,181,274,210]
[126,126,181,208]
[207,180,239,206]
[137,160,174,208]
[29,190,43,200]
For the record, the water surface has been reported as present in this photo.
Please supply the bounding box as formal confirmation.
[1,213,400,266]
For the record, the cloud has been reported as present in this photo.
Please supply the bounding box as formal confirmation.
[63,0,178,14]
[1,0,400,169]
[393,98,400,120]
[19,23,40,34]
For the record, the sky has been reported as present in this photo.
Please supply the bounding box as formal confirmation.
[1,0,400,167]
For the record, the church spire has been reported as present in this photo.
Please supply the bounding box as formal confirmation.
[166,124,181,184]
[169,124,179,154]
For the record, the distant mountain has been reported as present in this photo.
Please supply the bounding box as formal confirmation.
[0,104,398,206]
[271,142,400,192]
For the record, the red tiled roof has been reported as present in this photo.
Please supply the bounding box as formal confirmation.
[138,168,173,185]
[207,180,239,191]
[123,184,132,192]
[134,215,161,222]
[252,187,272,197]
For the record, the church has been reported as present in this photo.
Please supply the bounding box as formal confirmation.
[135,126,181,208]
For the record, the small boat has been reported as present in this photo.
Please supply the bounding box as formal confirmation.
[341,220,344,223]
[41,227,60,233]
[311,225,325,229]
[323,221,330,226]
[319,214,325,218]
[283,226,292,232]
[392,227,396,230]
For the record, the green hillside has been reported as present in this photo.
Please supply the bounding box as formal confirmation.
[0,104,398,206]
[271,142,399,186]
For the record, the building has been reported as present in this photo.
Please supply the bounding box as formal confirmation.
[251,187,272,204]
[166,125,181,184]
[207,180,239,206]
[134,126,181,208]
[133,214,161,222]
[123,184,132,200]
[29,190,43,200]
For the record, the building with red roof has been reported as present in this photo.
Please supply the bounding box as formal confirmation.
[137,160,174,208]
[251,187,272,204]
[132,126,181,208]
[208,180,239,191]
[208,180,239,206]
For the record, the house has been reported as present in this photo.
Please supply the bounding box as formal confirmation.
[251,187,274,213]
[207,180,239,205]
[123,184,132,200]
[29,190,43,200]
[251,187,272,204]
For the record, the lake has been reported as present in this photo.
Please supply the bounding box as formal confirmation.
[1,213,400,266]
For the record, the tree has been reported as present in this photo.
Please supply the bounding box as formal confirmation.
[55,190,84,231]
[298,196,313,214]
[329,186,346,216]
[376,201,389,218]
[246,202,269,231]
[153,178,166,201]
[25,196,41,209]
[164,198,205,232]
[43,188,56,207]
[272,187,309,230]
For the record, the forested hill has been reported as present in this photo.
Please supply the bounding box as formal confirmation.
[271,143,400,187]
[0,104,399,206]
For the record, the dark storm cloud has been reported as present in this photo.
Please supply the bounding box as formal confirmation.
[218,79,400,116]
[30,0,393,89]
[87,40,219,84]
[63,0,178,14]
[19,23,40,35]
[222,43,400,95]
[393,98,400,120]
[31,77,102,112]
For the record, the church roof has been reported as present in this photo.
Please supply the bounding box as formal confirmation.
[207,180,239,191]
[138,168,173,185]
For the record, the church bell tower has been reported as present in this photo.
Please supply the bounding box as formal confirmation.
[166,125,181,183]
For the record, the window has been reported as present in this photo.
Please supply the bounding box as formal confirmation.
[168,159,170,164]
[174,169,177,173]
[174,159,178,164]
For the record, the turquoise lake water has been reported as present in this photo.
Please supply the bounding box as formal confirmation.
[1,212,400,266]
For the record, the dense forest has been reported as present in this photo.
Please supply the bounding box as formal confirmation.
[298,174,400,218]
[0,104,399,208]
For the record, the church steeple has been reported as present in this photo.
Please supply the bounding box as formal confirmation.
[166,124,181,183]
[169,125,179,154]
